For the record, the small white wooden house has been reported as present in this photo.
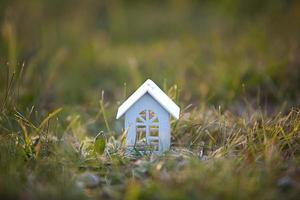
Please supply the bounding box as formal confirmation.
[116,79,180,153]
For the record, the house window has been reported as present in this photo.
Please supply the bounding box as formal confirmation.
[135,110,159,151]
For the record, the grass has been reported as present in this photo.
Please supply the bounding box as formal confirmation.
[1,0,300,199]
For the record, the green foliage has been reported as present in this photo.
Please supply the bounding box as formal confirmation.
[94,132,106,155]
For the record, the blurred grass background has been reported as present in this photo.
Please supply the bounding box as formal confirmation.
[1,0,300,109]
[1,0,300,199]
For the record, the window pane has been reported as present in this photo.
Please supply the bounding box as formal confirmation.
[136,117,144,123]
[136,125,146,148]
[139,110,147,120]
[152,117,159,123]
[135,110,160,151]
[149,110,157,119]
[150,125,159,137]
[149,139,159,151]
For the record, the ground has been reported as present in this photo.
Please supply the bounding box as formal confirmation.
[0,1,300,199]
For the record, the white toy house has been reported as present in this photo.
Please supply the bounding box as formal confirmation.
[116,79,180,153]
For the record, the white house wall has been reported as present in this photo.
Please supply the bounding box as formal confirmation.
[125,93,171,153]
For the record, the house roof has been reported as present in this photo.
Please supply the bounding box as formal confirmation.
[116,79,180,119]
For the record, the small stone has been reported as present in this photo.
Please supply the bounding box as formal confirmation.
[76,172,100,188]
[277,176,294,191]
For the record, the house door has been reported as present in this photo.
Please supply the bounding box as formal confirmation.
[135,110,159,151]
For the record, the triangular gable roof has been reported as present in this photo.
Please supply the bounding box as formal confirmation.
[116,79,180,119]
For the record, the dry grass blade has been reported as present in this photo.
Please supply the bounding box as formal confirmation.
[35,107,63,135]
